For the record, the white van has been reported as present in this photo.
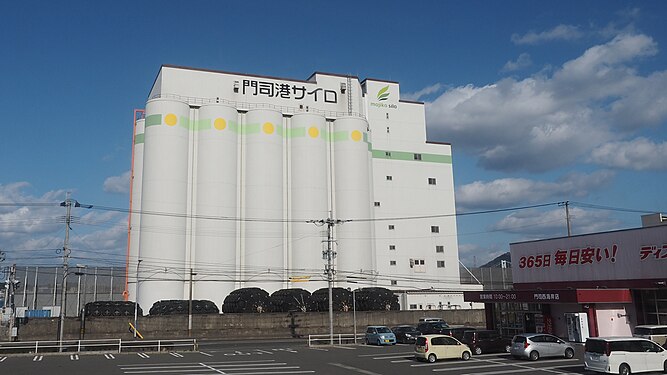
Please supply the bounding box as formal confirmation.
[418,317,445,323]
[584,337,667,375]
[633,325,667,346]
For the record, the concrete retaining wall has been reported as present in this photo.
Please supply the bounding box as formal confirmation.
[7,309,485,341]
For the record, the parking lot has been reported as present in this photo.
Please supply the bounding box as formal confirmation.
[0,340,590,375]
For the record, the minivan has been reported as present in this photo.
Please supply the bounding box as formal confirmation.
[584,337,667,374]
[633,325,667,346]
[461,330,511,355]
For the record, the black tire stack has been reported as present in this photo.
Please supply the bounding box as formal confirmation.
[268,288,315,312]
[84,301,142,317]
[312,287,353,312]
[149,300,219,315]
[355,287,400,311]
[222,288,270,313]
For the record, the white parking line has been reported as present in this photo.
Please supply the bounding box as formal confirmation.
[390,359,412,363]
[454,365,582,375]
[33,355,43,362]
[358,351,414,357]
[104,353,115,360]
[373,354,414,360]
[333,346,357,350]
[0,357,7,362]
[329,362,383,375]
[169,352,184,358]
[137,352,150,359]
[309,347,328,351]
[199,351,213,357]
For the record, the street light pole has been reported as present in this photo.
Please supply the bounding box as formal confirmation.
[133,259,142,338]
[352,288,357,344]
[58,194,73,352]
[188,268,196,337]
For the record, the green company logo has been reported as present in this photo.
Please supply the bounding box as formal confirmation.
[377,86,390,101]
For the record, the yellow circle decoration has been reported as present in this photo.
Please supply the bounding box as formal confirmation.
[263,122,275,134]
[308,126,319,138]
[165,113,178,126]
[351,130,362,142]
[214,118,227,130]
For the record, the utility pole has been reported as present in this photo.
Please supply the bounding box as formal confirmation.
[309,214,346,345]
[7,264,18,341]
[559,201,572,237]
[58,193,73,351]
[188,268,196,337]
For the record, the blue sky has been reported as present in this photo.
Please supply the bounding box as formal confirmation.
[1,0,666,269]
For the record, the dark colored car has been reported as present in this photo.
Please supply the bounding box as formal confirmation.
[392,325,421,344]
[417,321,450,335]
[442,327,477,341]
[461,330,512,355]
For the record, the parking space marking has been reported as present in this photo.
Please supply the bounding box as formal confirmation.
[70,354,79,361]
[199,351,213,356]
[455,365,582,375]
[137,352,150,359]
[169,352,184,358]
[119,359,315,374]
[33,355,43,362]
[390,359,412,363]
[0,356,7,362]
[309,347,328,351]
[373,354,414,360]
[358,351,413,357]
[329,362,384,375]
[104,353,115,360]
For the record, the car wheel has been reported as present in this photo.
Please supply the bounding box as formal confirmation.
[474,346,482,355]
[505,344,511,353]
[428,353,437,363]
[529,350,539,361]
[365,338,370,345]
[619,363,631,375]
[663,360,667,374]
[377,339,382,346]
[564,348,574,359]
[462,351,471,361]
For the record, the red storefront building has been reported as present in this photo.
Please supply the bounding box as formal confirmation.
[464,215,667,341]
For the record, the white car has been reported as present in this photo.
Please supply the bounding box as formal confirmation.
[415,334,472,363]
[584,337,667,375]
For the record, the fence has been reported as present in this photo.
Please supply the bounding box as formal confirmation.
[308,333,364,346]
[0,338,197,354]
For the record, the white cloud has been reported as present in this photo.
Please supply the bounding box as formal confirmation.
[501,53,532,72]
[103,171,131,194]
[402,83,443,101]
[511,24,583,45]
[426,33,667,173]
[491,207,622,239]
[590,137,667,171]
[456,170,615,210]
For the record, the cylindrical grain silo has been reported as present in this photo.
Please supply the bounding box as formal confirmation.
[333,117,374,277]
[243,109,284,292]
[137,98,190,310]
[127,116,144,306]
[289,113,328,290]
[193,104,238,308]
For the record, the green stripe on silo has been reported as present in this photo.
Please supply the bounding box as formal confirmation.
[145,115,162,126]
[372,149,452,164]
[194,119,211,131]
[288,128,306,138]
[134,133,145,144]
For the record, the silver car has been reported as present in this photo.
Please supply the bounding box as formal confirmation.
[511,333,575,361]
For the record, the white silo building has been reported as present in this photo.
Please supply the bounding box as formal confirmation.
[127,65,477,312]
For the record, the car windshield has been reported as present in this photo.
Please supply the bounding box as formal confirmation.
[377,327,392,333]
[434,322,449,328]
[416,337,427,346]
[513,336,527,344]
[634,327,652,335]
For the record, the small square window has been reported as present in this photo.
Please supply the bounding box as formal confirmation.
[385,151,392,157]
[436,245,444,253]
[431,226,439,233]
[409,304,417,309]
[374,201,381,207]
[386,175,393,181]
[414,153,422,160]
[437,261,445,268]
[386,126,390,133]
[389,245,396,250]
[428,178,437,185]
[390,280,397,286]
[389,225,395,230]
[386,113,389,119]
[390,260,396,266]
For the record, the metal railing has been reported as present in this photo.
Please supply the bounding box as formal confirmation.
[308,333,364,346]
[150,93,367,119]
[0,338,197,354]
